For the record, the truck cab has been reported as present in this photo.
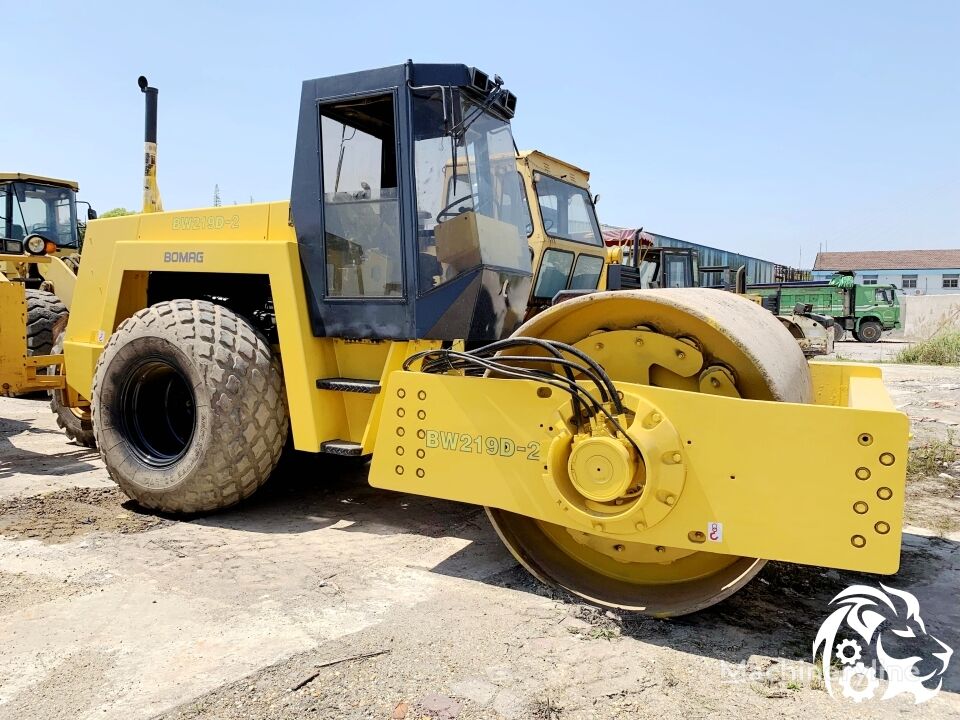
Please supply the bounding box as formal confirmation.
[853,284,900,333]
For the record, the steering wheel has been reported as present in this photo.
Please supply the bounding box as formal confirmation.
[436,193,478,221]
[30,226,55,238]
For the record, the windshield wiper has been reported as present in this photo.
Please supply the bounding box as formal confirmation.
[446,78,509,199]
[448,76,506,142]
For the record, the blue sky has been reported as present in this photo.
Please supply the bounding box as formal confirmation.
[4,1,957,266]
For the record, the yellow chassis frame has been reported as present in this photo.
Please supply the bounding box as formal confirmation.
[0,260,67,396]
[369,362,908,573]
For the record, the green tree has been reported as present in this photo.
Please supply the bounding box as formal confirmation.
[100,207,134,218]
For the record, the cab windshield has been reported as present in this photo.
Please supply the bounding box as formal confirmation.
[0,181,78,248]
[534,174,602,246]
[413,90,528,291]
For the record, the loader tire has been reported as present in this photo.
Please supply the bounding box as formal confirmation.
[61,253,81,274]
[26,289,67,356]
[92,300,288,514]
[47,327,96,448]
[833,324,846,342]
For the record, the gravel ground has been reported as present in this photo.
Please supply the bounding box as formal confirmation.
[0,361,958,720]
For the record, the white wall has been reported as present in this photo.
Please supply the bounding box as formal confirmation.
[901,295,960,340]
[811,268,960,295]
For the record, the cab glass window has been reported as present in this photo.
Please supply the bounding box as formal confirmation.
[664,253,691,288]
[443,171,532,237]
[570,254,604,290]
[875,288,891,304]
[319,93,403,297]
[413,89,527,294]
[534,249,573,299]
[18,189,48,235]
[5,183,78,248]
[534,174,602,245]
[0,185,10,239]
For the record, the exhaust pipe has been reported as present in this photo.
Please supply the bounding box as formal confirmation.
[138,76,163,213]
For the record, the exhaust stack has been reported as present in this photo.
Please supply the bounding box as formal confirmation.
[138,76,163,213]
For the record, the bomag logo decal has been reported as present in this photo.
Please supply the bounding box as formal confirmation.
[163,251,205,263]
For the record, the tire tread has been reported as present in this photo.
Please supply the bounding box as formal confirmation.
[25,289,67,355]
[92,300,288,513]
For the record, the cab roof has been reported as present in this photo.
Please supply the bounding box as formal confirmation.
[518,150,591,188]
[0,173,79,191]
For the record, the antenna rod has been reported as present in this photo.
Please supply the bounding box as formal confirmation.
[138,76,163,213]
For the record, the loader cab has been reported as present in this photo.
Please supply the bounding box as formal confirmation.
[517,151,608,308]
[608,245,700,290]
[0,174,80,250]
[291,62,530,342]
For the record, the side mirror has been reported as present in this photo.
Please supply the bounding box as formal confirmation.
[88,208,98,220]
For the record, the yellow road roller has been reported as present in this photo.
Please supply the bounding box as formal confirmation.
[0,63,909,616]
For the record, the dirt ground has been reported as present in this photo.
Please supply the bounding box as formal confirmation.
[1,356,958,720]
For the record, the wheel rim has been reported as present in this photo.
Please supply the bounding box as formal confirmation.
[118,357,196,468]
[486,289,812,616]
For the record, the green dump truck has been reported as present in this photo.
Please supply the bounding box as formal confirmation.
[746,279,900,342]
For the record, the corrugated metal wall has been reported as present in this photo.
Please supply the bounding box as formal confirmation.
[649,232,785,284]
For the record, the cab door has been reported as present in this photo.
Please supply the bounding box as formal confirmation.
[313,90,411,338]
[661,251,695,288]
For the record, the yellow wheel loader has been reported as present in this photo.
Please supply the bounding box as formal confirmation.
[459,150,833,356]
[1,64,908,616]
[0,173,97,445]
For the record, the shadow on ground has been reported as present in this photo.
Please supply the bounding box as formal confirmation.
[0,417,99,479]
[184,449,959,693]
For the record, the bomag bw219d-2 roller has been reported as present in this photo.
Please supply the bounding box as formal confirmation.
[0,63,909,616]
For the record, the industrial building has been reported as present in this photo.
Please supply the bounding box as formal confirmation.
[601,225,809,285]
[812,249,960,295]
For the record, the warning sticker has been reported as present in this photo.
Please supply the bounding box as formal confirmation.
[707,522,723,542]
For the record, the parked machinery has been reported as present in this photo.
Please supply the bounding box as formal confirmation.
[0,173,97,444]
[0,63,908,615]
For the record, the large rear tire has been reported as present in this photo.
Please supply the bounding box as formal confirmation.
[26,289,67,356]
[92,300,288,514]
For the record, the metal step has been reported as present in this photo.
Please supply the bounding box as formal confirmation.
[316,377,381,394]
[320,440,364,456]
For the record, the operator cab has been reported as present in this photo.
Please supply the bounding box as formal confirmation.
[519,151,607,308]
[608,236,700,291]
[291,62,529,342]
[0,174,80,250]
